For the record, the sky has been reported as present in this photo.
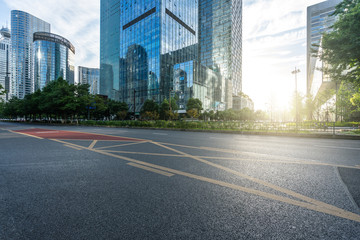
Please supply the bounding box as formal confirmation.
[0,0,326,110]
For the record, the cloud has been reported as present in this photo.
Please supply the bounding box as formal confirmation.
[242,0,325,110]
[4,0,100,68]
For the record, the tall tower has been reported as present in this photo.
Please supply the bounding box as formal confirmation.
[10,10,50,99]
[0,27,11,101]
[307,0,341,96]
[100,0,242,112]
[199,0,243,109]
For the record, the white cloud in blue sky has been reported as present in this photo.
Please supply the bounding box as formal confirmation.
[0,0,328,109]
[1,0,100,69]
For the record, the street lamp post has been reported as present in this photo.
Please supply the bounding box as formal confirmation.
[291,67,300,123]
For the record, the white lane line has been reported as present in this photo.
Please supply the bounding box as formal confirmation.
[153,133,168,136]
[315,145,360,151]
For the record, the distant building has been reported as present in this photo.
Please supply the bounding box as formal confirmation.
[78,66,100,95]
[0,27,11,101]
[232,95,254,111]
[33,32,75,90]
[307,0,341,121]
[10,10,50,98]
[100,0,242,112]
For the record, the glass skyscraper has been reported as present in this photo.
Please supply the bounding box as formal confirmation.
[100,0,242,112]
[10,10,51,99]
[33,32,75,90]
[307,0,341,97]
[78,66,100,95]
[199,0,242,109]
[0,27,11,101]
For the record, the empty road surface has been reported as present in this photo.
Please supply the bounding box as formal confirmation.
[1,122,360,239]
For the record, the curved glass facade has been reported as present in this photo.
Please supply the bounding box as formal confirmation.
[33,32,75,90]
[100,0,242,112]
[10,10,50,99]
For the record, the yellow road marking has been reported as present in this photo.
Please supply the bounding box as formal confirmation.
[158,142,360,169]
[100,150,360,170]
[59,129,147,142]
[9,130,43,139]
[88,140,98,149]
[91,147,360,223]
[51,138,360,223]
[127,162,174,177]
[151,141,359,219]
[95,141,149,150]
[103,150,183,157]
[25,137,358,223]
[64,144,82,151]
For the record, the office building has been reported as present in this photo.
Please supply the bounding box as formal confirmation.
[0,27,11,101]
[199,0,243,109]
[100,0,242,112]
[10,10,50,98]
[232,95,254,111]
[33,32,75,90]
[307,0,341,121]
[307,0,341,97]
[78,66,100,95]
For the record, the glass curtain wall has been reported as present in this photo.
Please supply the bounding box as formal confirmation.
[10,10,50,98]
[33,32,75,90]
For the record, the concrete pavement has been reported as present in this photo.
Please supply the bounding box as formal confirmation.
[1,122,360,239]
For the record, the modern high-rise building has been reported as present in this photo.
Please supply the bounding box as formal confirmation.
[199,0,243,109]
[33,32,75,90]
[0,27,11,101]
[10,10,50,99]
[307,0,341,97]
[307,0,341,121]
[100,0,242,112]
[78,66,100,95]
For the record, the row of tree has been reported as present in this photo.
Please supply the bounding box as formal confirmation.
[0,78,128,122]
[0,77,268,122]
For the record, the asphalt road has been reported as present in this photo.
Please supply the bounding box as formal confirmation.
[1,122,360,239]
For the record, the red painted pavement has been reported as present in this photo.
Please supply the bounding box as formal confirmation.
[14,128,144,141]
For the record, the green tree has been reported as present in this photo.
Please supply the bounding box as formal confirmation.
[160,99,170,120]
[319,0,360,85]
[3,97,22,119]
[0,84,5,97]
[107,99,128,120]
[92,95,107,120]
[350,88,360,120]
[141,99,159,120]
[186,98,203,112]
[187,109,199,119]
[141,99,159,113]
[75,84,92,120]
[336,82,357,121]
[186,98,202,119]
